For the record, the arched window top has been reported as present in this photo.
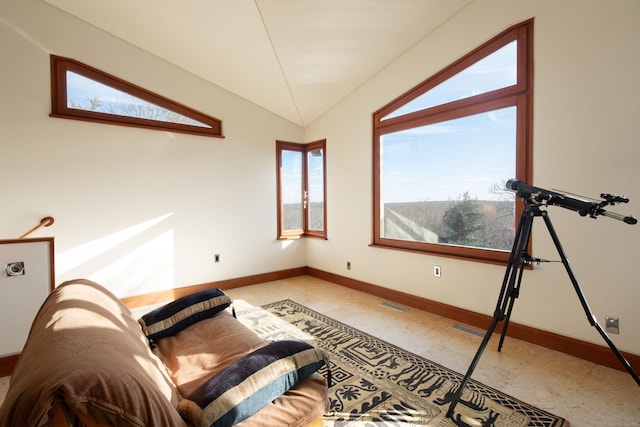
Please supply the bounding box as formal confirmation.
[50,55,223,138]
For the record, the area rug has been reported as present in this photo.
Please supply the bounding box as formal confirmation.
[237,299,569,427]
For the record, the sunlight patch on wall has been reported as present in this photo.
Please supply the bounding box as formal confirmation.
[88,229,174,298]
[280,240,294,249]
[57,213,173,275]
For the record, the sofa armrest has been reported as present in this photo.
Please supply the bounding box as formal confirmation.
[0,280,187,427]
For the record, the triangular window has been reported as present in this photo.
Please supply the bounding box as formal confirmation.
[382,41,517,120]
[51,55,223,138]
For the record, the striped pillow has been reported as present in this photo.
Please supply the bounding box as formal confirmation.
[178,339,329,427]
[138,288,233,342]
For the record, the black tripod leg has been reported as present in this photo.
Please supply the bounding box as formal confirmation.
[497,262,526,352]
[446,208,534,419]
[542,212,640,387]
[445,309,505,419]
[498,211,535,352]
[592,323,640,387]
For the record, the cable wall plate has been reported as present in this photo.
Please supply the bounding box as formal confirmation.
[0,238,55,356]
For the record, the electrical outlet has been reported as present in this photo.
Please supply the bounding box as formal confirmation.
[347,261,351,270]
[605,316,619,334]
[214,254,221,263]
[434,265,441,277]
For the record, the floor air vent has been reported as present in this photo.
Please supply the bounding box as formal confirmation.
[452,323,485,337]
[380,301,408,312]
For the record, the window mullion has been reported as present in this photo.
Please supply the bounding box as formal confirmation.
[378,94,519,136]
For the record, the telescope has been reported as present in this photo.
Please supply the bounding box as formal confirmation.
[505,179,637,225]
[447,178,640,419]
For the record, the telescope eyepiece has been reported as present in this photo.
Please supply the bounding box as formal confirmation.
[601,193,629,204]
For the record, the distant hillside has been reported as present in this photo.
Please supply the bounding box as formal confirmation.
[283,202,324,231]
[282,199,515,250]
[384,200,515,250]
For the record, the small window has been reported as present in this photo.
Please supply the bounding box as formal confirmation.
[276,140,327,239]
[50,55,223,138]
[373,19,533,263]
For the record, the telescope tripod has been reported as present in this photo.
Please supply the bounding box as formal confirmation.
[446,199,640,419]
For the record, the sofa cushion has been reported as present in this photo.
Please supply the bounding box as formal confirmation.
[177,339,328,427]
[152,310,266,396]
[152,310,330,427]
[139,288,233,342]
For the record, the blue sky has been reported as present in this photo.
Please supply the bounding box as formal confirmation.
[66,71,208,127]
[380,41,518,203]
[382,107,516,202]
[281,149,324,205]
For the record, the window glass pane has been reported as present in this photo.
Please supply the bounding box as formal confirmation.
[66,71,212,128]
[383,41,517,120]
[380,106,516,250]
[307,148,324,231]
[281,150,303,231]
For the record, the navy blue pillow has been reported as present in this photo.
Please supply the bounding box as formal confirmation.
[138,288,233,342]
[177,339,329,427]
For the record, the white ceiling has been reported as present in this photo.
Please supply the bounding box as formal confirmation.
[43,0,471,126]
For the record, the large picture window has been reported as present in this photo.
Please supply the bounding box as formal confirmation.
[276,139,327,239]
[373,20,533,263]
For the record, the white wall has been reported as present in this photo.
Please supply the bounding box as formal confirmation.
[0,0,305,298]
[305,0,640,354]
[1,0,638,356]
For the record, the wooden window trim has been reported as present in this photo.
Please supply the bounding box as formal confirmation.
[50,55,223,138]
[276,139,327,240]
[303,139,328,239]
[372,19,533,264]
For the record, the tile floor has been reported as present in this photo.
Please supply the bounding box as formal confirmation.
[1,275,638,426]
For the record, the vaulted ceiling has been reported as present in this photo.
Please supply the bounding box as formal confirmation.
[43,0,471,126]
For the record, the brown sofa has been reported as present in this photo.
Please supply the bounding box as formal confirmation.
[0,279,328,427]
